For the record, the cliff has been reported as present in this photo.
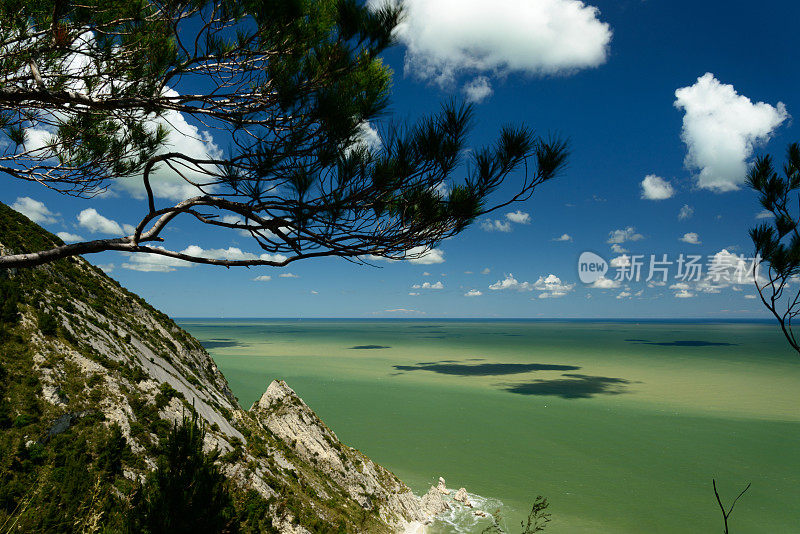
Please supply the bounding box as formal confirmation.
[0,201,445,532]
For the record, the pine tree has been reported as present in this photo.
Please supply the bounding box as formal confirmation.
[0,0,567,269]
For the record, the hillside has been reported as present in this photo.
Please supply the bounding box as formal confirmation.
[0,202,448,533]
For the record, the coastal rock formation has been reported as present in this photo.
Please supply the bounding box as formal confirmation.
[454,487,472,507]
[437,476,450,494]
[0,202,439,533]
[251,380,433,529]
[421,486,451,516]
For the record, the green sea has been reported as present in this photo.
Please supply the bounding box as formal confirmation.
[178,319,800,533]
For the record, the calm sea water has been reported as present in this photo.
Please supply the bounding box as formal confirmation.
[178,319,800,533]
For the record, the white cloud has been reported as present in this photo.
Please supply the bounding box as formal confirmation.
[121,248,192,272]
[181,245,287,263]
[679,232,701,245]
[407,246,445,264]
[552,233,573,242]
[121,245,287,272]
[408,291,420,296]
[533,274,575,297]
[11,197,57,224]
[77,208,131,235]
[481,219,512,232]
[116,88,223,201]
[610,243,628,254]
[744,294,757,299]
[422,271,431,276]
[253,275,272,282]
[481,267,491,275]
[347,121,383,154]
[310,290,319,295]
[373,0,611,85]
[591,276,620,289]
[505,210,531,224]
[607,227,643,244]
[640,174,675,200]
[56,231,84,243]
[481,210,530,232]
[377,308,426,315]
[463,76,493,103]
[489,273,533,291]
[674,73,789,192]
[278,273,299,278]
[674,289,695,298]
[465,289,483,297]
[678,204,694,220]
[97,263,115,273]
[616,291,631,299]
[755,210,774,219]
[412,281,444,289]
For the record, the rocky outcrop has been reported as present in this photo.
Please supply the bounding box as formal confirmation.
[251,380,434,530]
[454,487,472,507]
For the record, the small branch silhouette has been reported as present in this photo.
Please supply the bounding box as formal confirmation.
[712,479,751,534]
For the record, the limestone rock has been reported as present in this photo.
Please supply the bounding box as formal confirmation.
[454,487,472,507]
[436,476,450,494]
[421,486,451,517]
[251,380,437,529]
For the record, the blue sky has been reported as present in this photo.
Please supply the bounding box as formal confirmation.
[5,0,800,318]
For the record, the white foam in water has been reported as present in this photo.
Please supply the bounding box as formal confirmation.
[430,489,505,533]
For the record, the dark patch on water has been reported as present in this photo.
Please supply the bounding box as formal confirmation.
[503,373,632,399]
[393,362,580,376]
[349,345,391,350]
[625,339,736,347]
[200,339,245,349]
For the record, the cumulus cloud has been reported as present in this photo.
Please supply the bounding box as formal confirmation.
[481,267,491,275]
[367,246,446,264]
[77,208,134,235]
[412,281,444,289]
[505,210,531,224]
[533,274,575,298]
[371,0,611,86]
[122,245,288,272]
[465,289,483,297]
[121,248,193,272]
[679,232,701,245]
[489,273,533,291]
[481,210,531,232]
[481,219,512,232]
[253,275,272,282]
[640,174,675,200]
[116,88,223,201]
[674,73,789,192]
[463,76,493,103]
[755,210,774,219]
[56,232,84,243]
[610,243,628,254]
[678,204,694,220]
[552,233,572,242]
[407,246,445,264]
[591,276,620,289]
[607,227,643,244]
[11,197,57,224]
[616,291,631,299]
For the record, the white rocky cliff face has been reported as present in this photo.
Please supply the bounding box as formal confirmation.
[0,204,446,533]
